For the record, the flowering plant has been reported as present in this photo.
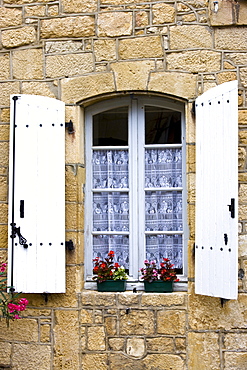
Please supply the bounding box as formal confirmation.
[140,258,179,283]
[0,260,28,326]
[92,251,128,283]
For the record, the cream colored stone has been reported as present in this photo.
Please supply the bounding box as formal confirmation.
[239,184,247,203]
[5,0,54,3]
[217,71,237,85]
[148,71,197,99]
[46,53,94,78]
[82,354,108,370]
[157,310,186,335]
[12,344,51,370]
[1,108,10,122]
[62,0,97,13]
[225,53,247,66]
[141,292,186,307]
[0,7,22,28]
[0,342,11,365]
[25,5,45,16]
[239,234,247,257]
[45,41,82,54]
[0,142,9,167]
[188,332,220,370]
[146,337,174,352]
[238,147,246,170]
[210,0,247,26]
[224,333,247,350]
[182,13,197,22]
[0,177,7,202]
[152,3,175,24]
[81,309,93,324]
[126,337,145,357]
[22,81,57,98]
[239,110,247,125]
[0,225,8,247]
[111,60,154,90]
[119,36,163,59]
[240,67,247,88]
[87,326,106,350]
[13,49,43,80]
[2,26,36,48]
[224,352,247,369]
[142,354,185,369]
[98,12,132,37]
[120,309,154,335]
[94,39,116,61]
[135,11,149,27]
[239,130,247,145]
[47,5,59,16]
[40,324,51,343]
[0,125,9,141]
[215,27,247,51]
[41,16,95,38]
[108,337,125,351]
[167,50,220,73]
[170,25,212,49]
[0,319,38,342]
[118,292,139,306]
[61,73,115,104]
[105,316,117,335]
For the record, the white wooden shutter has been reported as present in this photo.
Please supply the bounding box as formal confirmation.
[8,95,65,293]
[195,80,238,299]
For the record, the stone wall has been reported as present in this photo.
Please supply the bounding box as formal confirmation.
[1,0,247,368]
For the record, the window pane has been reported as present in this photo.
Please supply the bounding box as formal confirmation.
[93,150,129,189]
[145,191,183,231]
[93,235,129,268]
[93,192,129,232]
[146,234,183,269]
[145,149,182,188]
[145,106,181,144]
[93,107,128,146]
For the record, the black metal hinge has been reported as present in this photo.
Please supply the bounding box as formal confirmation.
[65,120,74,134]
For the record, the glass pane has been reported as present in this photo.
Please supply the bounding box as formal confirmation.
[145,106,181,144]
[146,234,183,269]
[93,235,129,268]
[93,106,128,146]
[145,149,182,188]
[145,191,183,231]
[93,150,129,189]
[93,192,129,232]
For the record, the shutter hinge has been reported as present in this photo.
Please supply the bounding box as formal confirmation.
[65,239,75,251]
[65,120,75,134]
[10,223,28,248]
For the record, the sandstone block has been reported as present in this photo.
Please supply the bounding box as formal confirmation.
[239,110,247,125]
[0,225,8,247]
[118,292,139,306]
[240,67,247,88]
[45,40,83,54]
[126,337,145,357]
[167,50,221,73]
[47,5,59,16]
[40,324,51,343]
[46,53,93,78]
[0,177,7,202]
[2,26,36,48]
[13,49,43,80]
[87,326,106,350]
[141,292,186,307]
[0,142,9,167]
[182,13,197,22]
[210,0,247,26]
[157,310,186,335]
[142,354,184,370]
[135,11,149,27]
[25,5,45,16]
[98,12,132,37]
[108,337,125,351]
[12,344,51,370]
[239,184,247,203]
[41,16,95,38]
[238,234,247,257]
[61,73,115,104]
[62,0,97,13]
[170,25,212,49]
[217,71,237,85]
[148,71,197,99]
[239,130,247,146]
[187,173,195,203]
[1,109,10,123]
[0,82,20,106]
[224,333,247,350]
[187,144,196,172]
[22,81,57,99]
[0,7,22,28]
[188,332,220,370]
[0,318,38,342]
[152,3,175,24]
[239,147,247,170]
[0,125,9,141]
[146,337,174,352]
[0,342,11,365]
[82,354,108,370]
[119,36,163,59]
[224,352,247,369]
[215,27,247,50]
[119,309,154,335]
[81,309,93,324]
[94,39,116,61]
[225,52,247,66]
[111,60,154,90]
[105,316,117,335]
[5,0,55,3]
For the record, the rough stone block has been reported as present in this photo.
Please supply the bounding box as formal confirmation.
[240,67,247,88]
[41,16,95,38]
[12,344,51,370]
[25,5,45,16]
[1,109,10,123]
[0,55,10,80]
[61,73,115,104]
[135,11,149,27]
[98,12,132,37]
[217,71,237,85]
[148,71,197,99]
[87,326,106,350]
[2,26,36,48]
[167,50,221,73]
[62,0,97,13]
[0,125,9,141]
[224,333,247,350]
[152,3,175,24]
[0,82,20,106]
[224,352,247,370]
[40,324,51,343]
[111,60,154,90]
[0,177,7,201]
[170,25,212,49]
[21,81,57,99]
[105,316,117,335]
[126,337,145,357]
[45,40,83,54]
[209,0,247,26]
[188,332,220,370]
[0,318,38,342]
[238,147,246,170]
[119,36,163,59]
[118,292,139,306]
[46,53,94,78]
[13,49,43,80]
[81,354,108,370]
[81,309,93,324]
[215,27,247,50]
[108,337,125,351]
[157,310,186,335]
[94,39,116,61]
[0,7,22,28]
[119,309,154,335]
[146,337,174,352]
[0,342,11,365]
[141,292,186,307]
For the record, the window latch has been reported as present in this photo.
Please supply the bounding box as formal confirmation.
[10,223,28,248]
[227,198,235,218]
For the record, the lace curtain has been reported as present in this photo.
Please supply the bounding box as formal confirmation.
[92,148,183,269]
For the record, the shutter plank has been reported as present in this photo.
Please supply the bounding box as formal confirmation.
[195,81,238,299]
[8,95,65,293]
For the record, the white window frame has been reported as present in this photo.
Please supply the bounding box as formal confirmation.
[84,95,187,287]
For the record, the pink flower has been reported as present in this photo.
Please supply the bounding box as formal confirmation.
[19,298,28,306]
[0,263,7,272]
[13,314,20,319]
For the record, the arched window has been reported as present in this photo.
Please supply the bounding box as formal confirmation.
[84,95,187,281]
